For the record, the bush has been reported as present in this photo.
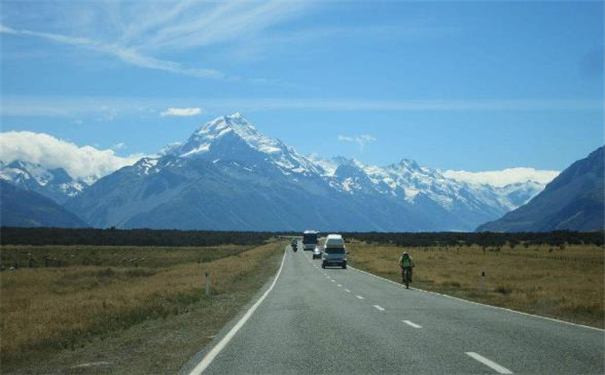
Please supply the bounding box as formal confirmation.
[494,286,512,295]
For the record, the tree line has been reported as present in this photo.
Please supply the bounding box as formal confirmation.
[0,227,275,247]
[1,227,602,248]
[341,230,605,248]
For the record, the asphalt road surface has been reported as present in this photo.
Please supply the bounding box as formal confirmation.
[183,243,604,374]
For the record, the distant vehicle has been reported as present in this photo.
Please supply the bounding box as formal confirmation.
[302,230,318,251]
[312,246,322,259]
[322,234,347,269]
[291,238,297,246]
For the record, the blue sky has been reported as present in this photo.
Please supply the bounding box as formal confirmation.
[1,0,603,174]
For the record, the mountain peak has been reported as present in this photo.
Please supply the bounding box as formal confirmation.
[170,113,295,160]
[198,112,259,138]
[398,158,420,169]
[175,113,262,158]
[385,158,421,172]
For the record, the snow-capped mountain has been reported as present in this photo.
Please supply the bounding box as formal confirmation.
[308,154,542,213]
[65,113,547,231]
[0,160,88,204]
[166,112,324,177]
[479,146,604,232]
[491,181,546,210]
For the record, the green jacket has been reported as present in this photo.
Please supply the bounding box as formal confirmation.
[399,254,415,268]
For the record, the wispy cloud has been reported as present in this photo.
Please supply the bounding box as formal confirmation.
[135,1,309,52]
[0,24,224,79]
[338,134,377,151]
[0,1,312,80]
[112,142,127,150]
[160,107,204,117]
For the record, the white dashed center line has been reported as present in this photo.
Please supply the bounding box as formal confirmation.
[402,320,422,328]
[356,295,364,300]
[466,352,513,374]
[337,284,342,287]
[344,289,351,293]
[373,305,385,311]
[331,279,336,283]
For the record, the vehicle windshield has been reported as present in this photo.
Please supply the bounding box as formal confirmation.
[325,247,345,254]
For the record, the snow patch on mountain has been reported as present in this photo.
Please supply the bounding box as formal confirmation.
[0,160,89,203]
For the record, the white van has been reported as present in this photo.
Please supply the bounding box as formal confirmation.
[322,234,347,269]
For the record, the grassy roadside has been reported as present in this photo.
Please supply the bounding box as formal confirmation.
[347,242,604,328]
[0,241,285,374]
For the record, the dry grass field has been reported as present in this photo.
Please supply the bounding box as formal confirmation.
[0,241,284,373]
[347,242,604,328]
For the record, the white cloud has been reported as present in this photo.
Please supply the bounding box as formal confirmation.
[160,107,204,117]
[443,168,560,187]
[0,131,143,183]
[338,134,377,151]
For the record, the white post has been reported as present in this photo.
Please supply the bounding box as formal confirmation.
[480,271,486,294]
[205,272,211,296]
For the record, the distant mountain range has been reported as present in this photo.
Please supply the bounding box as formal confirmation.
[3,113,594,232]
[477,147,604,232]
[0,160,87,204]
[0,180,88,228]
[53,113,544,231]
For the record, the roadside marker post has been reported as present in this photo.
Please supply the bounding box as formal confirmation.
[205,272,211,296]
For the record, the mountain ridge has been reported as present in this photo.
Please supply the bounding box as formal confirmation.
[62,113,549,231]
[477,146,604,232]
[0,160,88,204]
[0,180,88,228]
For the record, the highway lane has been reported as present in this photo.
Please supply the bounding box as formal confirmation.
[183,242,604,374]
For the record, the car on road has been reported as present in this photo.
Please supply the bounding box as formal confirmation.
[322,234,347,269]
[312,246,322,259]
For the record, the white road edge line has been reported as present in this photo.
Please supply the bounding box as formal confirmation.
[348,265,604,332]
[373,305,385,311]
[356,295,364,300]
[466,352,513,374]
[402,320,422,328]
[188,249,287,375]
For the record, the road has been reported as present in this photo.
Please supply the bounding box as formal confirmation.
[182,242,604,374]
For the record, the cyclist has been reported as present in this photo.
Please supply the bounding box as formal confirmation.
[399,251,415,283]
